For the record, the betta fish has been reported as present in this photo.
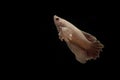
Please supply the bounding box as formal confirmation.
[53,15,104,64]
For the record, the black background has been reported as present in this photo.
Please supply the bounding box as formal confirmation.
[3,1,120,75]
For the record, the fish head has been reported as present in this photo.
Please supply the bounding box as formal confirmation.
[53,15,74,41]
[53,15,64,32]
[53,15,72,32]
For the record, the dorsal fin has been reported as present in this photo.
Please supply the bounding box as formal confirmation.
[82,31,96,42]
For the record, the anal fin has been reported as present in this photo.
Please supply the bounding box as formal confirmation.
[66,42,89,63]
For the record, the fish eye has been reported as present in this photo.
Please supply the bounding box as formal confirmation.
[56,18,59,20]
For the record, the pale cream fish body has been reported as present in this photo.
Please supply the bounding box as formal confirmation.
[53,15,104,64]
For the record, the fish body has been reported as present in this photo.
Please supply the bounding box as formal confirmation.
[53,15,104,63]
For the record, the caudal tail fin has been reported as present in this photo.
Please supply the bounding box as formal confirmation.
[86,40,104,59]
